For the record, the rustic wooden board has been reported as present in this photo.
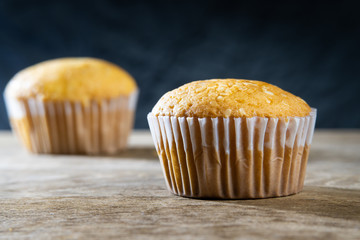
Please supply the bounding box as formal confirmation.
[0,130,359,239]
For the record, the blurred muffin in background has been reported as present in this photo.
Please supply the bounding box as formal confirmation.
[4,57,138,154]
[148,79,316,199]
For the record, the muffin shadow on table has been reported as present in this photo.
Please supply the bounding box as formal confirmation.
[112,146,159,160]
[28,146,159,160]
[224,186,360,221]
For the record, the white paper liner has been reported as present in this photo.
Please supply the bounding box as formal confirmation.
[148,109,317,199]
[5,91,138,154]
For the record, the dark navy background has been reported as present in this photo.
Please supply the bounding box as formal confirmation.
[0,0,359,129]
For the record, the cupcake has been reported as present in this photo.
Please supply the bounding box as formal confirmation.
[4,58,138,154]
[148,79,316,199]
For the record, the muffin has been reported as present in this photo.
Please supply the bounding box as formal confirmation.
[148,79,316,199]
[4,58,138,154]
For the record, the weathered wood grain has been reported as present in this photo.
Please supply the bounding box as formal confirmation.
[0,130,359,239]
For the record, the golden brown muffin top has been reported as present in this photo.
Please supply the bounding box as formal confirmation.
[5,58,137,103]
[152,79,311,118]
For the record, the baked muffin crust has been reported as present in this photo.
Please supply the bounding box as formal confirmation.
[152,79,311,118]
[5,58,137,103]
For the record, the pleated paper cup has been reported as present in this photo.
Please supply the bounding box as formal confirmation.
[4,91,138,155]
[148,109,317,199]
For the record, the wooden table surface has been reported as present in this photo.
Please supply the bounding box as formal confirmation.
[0,130,359,240]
